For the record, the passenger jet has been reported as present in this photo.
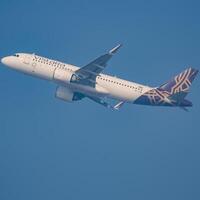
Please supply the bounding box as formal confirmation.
[1,45,198,110]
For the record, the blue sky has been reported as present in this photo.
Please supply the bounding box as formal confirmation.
[0,0,200,200]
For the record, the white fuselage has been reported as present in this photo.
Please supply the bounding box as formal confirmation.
[1,53,152,103]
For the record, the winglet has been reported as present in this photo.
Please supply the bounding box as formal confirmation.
[179,106,189,112]
[109,44,123,55]
[113,101,125,110]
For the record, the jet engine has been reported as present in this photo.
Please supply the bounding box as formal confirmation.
[53,67,78,84]
[55,86,84,102]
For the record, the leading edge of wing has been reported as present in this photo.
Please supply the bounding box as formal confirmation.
[75,44,123,80]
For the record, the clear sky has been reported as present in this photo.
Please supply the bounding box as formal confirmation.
[0,0,200,200]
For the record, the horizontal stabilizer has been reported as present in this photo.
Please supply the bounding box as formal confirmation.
[168,91,188,103]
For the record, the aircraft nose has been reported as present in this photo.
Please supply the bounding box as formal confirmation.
[1,56,10,66]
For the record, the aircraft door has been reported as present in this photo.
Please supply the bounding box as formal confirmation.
[31,62,37,73]
[22,54,36,74]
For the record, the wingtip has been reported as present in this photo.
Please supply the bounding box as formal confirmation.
[109,44,123,54]
[113,101,125,110]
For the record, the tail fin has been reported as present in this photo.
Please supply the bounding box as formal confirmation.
[134,68,198,108]
[158,67,198,106]
[159,67,198,95]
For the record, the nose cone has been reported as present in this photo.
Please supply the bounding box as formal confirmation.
[1,55,21,70]
[1,56,10,66]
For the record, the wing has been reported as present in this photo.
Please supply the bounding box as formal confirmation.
[74,44,122,84]
[87,95,125,110]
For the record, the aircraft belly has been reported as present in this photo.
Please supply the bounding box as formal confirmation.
[67,83,109,97]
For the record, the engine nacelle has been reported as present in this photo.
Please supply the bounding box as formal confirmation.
[53,67,76,84]
[55,86,84,102]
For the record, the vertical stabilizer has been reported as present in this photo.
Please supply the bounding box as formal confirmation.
[160,67,198,95]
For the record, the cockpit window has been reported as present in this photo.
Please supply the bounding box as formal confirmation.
[14,54,19,57]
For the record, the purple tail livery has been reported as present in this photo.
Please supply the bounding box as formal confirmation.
[134,68,198,109]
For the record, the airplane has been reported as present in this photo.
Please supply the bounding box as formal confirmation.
[1,44,199,110]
